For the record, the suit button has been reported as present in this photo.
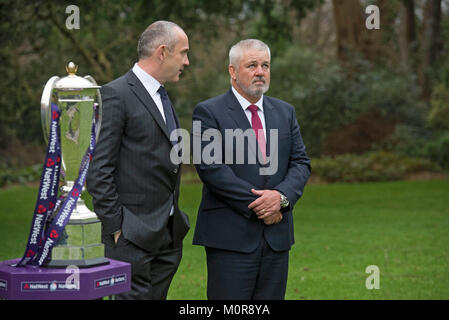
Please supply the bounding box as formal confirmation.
[172,167,178,174]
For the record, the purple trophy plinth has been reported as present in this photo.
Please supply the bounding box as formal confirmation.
[0,258,131,300]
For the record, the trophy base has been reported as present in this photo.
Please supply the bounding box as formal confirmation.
[47,211,108,269]
[0,258,131,300]
[45,257,109,268]
[49,243,107,267]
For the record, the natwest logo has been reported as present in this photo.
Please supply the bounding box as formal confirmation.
[71,188,80,197]
[21,280,79,292]
[49,229,59,239]
[94,274,127,289]
[46,158,55,167]
[26,249,35,257]
[37,205,47,214]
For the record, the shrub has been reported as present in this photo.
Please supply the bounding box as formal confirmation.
[0,163,42,188]
[428,84,449,130]
[423,133,449,170]
[269,45,426,157]
[311,151,443,183]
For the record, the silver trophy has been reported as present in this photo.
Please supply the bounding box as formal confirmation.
[40,62,108,267]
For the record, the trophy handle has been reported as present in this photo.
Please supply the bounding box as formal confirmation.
[40,76,60,144]
[84,75,102,140]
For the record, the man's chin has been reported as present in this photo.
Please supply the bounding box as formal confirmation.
[166,75,181,83]
[247,86,268,98]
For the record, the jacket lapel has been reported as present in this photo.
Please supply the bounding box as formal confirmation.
[226,89,258,161]
[126,70,171,142]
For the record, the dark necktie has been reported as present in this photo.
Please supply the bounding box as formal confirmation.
[157,86,178,144]
[247,104,266,161]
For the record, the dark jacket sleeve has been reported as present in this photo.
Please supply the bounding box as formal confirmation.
[86,85,125,234]
[273,105,311,209]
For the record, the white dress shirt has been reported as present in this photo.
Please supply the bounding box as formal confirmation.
[231,86,266,138]
[132,63,167,123]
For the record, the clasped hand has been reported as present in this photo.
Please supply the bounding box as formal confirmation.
[248,189,283,225]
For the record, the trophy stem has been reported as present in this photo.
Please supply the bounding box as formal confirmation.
[61,181,98,222]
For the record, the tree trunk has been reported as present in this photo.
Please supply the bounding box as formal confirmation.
[332,0,386,63]
[398,0,417,68]
[332,0,366,61]
[420,0,442,100]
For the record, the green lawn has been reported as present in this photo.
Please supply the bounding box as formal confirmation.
[1,179,448,299]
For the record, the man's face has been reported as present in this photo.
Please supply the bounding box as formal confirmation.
[230,48,270,101]
[162,28,190,83]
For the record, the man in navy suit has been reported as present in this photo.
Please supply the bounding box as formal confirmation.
[192,39,311,299]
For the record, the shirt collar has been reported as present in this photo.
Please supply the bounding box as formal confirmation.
[231,86,264,113]
[132,63,162,96]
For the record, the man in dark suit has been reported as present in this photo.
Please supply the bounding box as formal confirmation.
[192,39,311,299]
[86,21,190,300]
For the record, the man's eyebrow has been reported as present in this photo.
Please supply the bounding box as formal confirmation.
[245,60,270,65]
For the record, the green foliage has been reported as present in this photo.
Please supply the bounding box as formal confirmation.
[423,133,449,170]
[0,0,444,166]
[380,124,432,158]
[247,0,320,52]
[311,151,442,183]
[269,45,426,157]
[0,0,322,147]
[428,83,449,130]
[0,163,42,188]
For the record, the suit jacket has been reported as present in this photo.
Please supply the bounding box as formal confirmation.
[192,88,311,253]
[86,70,190,253]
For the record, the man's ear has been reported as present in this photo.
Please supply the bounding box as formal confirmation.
[155,45,166,62]
[228,64,237,81]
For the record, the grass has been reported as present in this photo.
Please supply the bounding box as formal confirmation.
[1,179,448,299]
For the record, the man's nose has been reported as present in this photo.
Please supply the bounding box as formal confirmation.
[254,65,264,75]
[184,55,190,66]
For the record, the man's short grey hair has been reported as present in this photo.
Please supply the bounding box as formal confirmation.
[137,20,182,59]
[229,39,271,66]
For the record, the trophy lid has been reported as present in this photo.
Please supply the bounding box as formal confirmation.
[54,62,100,90]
